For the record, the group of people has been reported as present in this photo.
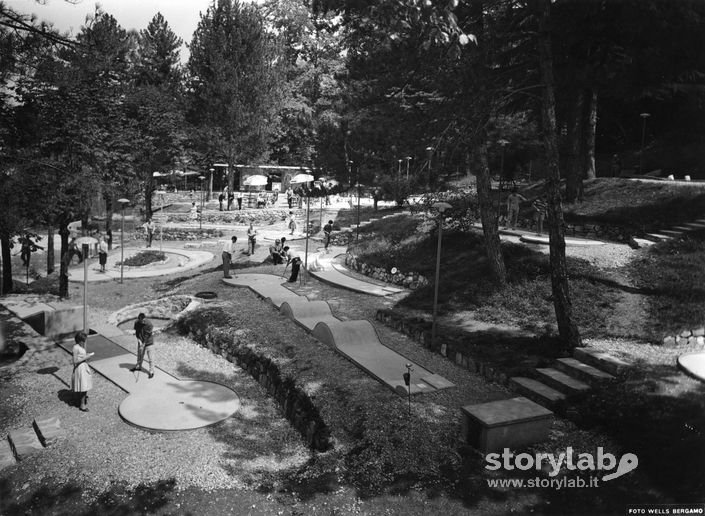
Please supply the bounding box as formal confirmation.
[504,188,548,235]
[218,187,243,211]
[220,223,260,278]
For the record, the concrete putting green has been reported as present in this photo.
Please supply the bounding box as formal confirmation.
[56,334,240,431]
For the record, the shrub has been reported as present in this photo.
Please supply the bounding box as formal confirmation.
[118,250,166,267]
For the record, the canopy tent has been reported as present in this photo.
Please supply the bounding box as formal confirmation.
[243,174,269,186]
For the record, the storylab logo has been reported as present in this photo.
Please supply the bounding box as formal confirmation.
[485,447,638,482]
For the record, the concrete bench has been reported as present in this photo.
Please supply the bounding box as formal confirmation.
[461,396,553,454]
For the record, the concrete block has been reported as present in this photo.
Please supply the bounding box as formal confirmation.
[461,397,553,454]
[680,330,693,338]
[8,428,44,460]
[43,306,84,338]
[693,328,705,337]
[33,416,65,446]
[0,438,16,470]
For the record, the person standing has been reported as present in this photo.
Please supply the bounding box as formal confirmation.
[287,211,297,235]
[247,223,258,255]
[130,313,155,379]
[68,237,83,264]
[286,186,293,209]
[532,195,548,235]
[284,246,302,283]
[323,220,334,250]
[143,218,155,248]
[221,236,237,278]
[227,191,235,211]
[505,188,527,230]
[98,235,108,272]
[189,202,199,222]
[72,331,94,412]
[20,234,42,267]
[236,190,243,210]
[218,191,225,211]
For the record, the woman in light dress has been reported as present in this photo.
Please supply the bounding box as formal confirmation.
[71,331,94,412]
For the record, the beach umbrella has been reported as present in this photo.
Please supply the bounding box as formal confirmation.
[243,174,269,186]
[290,173,314,183]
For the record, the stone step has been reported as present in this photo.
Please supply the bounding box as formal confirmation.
[509,377,567,410]
[0,437,17,470]
[659,229,685,238]
[33,416,65,447]
[682,222,705,230]
[554,358,616,386]
[694,219,705,225]
[573,348,630,377]
[644,233,673,242]
[535,368,591,396]
[672,226,696,232]
[8,428,44,460]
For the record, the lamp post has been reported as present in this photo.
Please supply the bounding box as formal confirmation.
[639,113,651,174]
[118,198,129,284]
[425,146,434,190]
[431,202,452,349]
[208,168,214,201]
[497,139,510,227]
[198,175,205,231]
[75,237,97,335]
[405,156,412,182]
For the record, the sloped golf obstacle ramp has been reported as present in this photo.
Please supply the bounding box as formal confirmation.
[279,299,337,331]
[313,320,454,395]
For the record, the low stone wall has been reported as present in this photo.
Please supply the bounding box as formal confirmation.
[375,309,546,385]
[133,228,223,241]
[345,254,429,290]
[662,327,705,347]
[167,209,296,226]
[176,315,332,452]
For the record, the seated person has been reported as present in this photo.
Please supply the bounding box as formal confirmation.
[269,238,285,264]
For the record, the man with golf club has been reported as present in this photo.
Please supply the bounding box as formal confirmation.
[130,313,155,379]
[282,246,302,283]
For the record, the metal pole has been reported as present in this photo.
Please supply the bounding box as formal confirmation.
[304,195,310,270]
[639,113,650,174]
[120,207,125,284]
[429,203,451,348]
[159,193,163,253]
[356,182,361,242]
[82,243,89,334]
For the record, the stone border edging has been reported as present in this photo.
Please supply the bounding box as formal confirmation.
[345,253,429,290]
[177,316,332,452]
[662,326,705,347]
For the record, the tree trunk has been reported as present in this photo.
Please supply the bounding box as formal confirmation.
[46,226,55,276]
[583,89,597,181]
[564,89,584,203]
[474,142,507,286]
[144,179,154,221]
[105,197,113,250]
[1,234,13,294]
[536,0,582,351]
[58,224,70,299]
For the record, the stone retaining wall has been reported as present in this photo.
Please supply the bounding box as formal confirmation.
[133,228,223,241]
[177,316,332,452]
[375,309,544,385]
[520,216,632,243]
[167,209,297,226]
